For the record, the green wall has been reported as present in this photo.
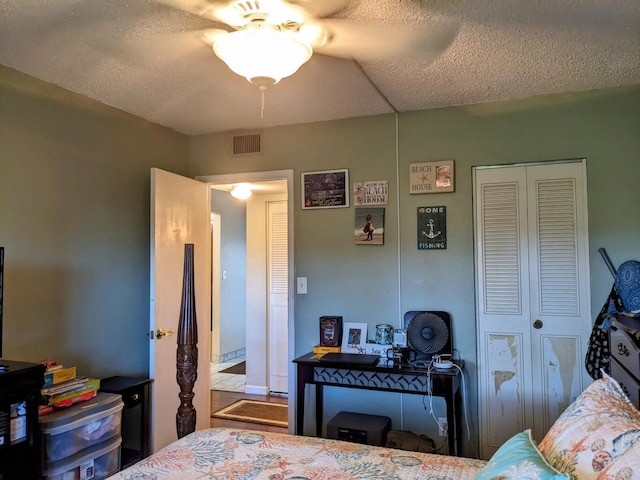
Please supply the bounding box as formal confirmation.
[0,65,189,377]
[189,86,640,453]
[210,189,247,359]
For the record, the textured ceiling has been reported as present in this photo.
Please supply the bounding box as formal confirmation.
[0,0,638,135]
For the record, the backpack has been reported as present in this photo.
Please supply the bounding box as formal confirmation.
[585,285,624,379]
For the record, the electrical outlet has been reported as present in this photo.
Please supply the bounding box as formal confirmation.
[438,417,448,437]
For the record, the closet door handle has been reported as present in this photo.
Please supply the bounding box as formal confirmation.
[533,319,543,329]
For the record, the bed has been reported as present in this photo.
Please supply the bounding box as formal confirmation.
[108,427,486,479]
[109,372,640,480]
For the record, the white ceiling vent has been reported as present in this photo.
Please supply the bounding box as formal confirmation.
[231,132,263,156]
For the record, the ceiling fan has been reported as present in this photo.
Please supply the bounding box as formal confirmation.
[153,0,459,90]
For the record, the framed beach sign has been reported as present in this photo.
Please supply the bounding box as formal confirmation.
[409,160,455,194]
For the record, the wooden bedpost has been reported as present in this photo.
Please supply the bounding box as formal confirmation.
[176,243,198,438]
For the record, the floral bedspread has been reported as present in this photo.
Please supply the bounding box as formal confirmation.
[109,427,486,480]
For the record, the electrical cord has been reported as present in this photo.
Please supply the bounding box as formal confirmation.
[421,356,471,450]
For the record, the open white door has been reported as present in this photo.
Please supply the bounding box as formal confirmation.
[150,168,211,452]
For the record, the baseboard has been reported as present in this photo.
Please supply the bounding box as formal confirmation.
[211,347,246,364]
[245,385,268,395]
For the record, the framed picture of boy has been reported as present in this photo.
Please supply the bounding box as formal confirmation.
[354,207,385,245]
[341,322,368,353]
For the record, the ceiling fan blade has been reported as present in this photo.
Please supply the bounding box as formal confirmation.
[316,18,459,62]
[112,28,227,69]
[152,0,350,27]
[198,27,231,45]
[285,0,350,19]
[150,0,231,19]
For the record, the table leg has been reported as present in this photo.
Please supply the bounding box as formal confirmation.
[455,385,463,456]
[446,383,456,455]
[296,364,307,435]
[315,384,323,437]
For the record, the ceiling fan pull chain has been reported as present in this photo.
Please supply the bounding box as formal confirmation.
[259,85,266,119]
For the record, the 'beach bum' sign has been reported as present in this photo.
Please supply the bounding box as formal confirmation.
[417,206,447,250]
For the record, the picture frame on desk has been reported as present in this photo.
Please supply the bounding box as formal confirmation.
[341,322,368,354]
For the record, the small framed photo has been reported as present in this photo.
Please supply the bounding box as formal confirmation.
[301,169,349,209]
[354,207,385,245]
[341,322,368,354]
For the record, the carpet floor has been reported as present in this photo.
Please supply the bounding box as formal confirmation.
[212,399,288,427]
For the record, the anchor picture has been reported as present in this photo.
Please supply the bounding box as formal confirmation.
[423,218,441,239]
[417,206,447,250]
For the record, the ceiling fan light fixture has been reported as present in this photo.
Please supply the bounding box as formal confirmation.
[213,28,312,86]
[230,184,253,200]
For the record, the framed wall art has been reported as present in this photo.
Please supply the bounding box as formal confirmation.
[353,180,388,205]
[409,160,455,194]
[354,207,384,245]
[341,322,368,354]
[301,169,349,209]
[417,206,447,250]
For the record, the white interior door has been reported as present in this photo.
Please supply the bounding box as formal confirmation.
[210,213,221,362]
[474,161,591,459]
[150,168,211,452]
[268,201,288,393]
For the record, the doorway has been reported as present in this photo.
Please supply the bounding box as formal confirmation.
[198,171,295,428]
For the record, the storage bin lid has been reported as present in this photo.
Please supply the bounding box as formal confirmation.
[39,392,123,433]
[41,436,122,476]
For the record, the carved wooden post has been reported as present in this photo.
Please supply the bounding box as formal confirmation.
[176,243,198,438]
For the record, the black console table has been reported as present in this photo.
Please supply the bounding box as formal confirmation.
[293,353,464,456]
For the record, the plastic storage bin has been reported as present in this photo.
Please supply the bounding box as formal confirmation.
[41,437,121,480]
[40,392,124,463]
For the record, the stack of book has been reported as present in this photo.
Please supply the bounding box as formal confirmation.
[38,361,101,415]
[313,344,341,355]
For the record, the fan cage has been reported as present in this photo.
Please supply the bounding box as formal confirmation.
[404,311,452,359]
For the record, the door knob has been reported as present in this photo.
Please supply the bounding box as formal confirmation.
[533,319,543,329]
[156,327,175,340]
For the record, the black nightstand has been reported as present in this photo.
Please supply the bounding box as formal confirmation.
[100,376,153,469]
[0,360,45,480]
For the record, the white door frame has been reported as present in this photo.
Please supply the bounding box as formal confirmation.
[197,170,295,432]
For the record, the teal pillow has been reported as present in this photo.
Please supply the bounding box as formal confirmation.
[476,430,567,480]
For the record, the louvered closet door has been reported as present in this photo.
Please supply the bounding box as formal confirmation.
[268,201,289,394]
[474,161,591,459]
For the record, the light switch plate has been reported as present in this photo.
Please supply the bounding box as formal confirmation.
[297,277,307,294]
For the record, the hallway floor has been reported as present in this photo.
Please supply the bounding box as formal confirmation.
[210,357,245,393]
[210,389,288,432]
